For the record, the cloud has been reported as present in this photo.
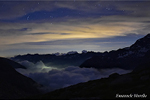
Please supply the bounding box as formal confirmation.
[16,60,57,74]
[16,60,131,92]
[0,18,145,44]
[1,1,150,21]
[14,33,143,46]
[0,32,145,57]
[0,1,105,20]
[0,1,56,20]
[116,1,150,17]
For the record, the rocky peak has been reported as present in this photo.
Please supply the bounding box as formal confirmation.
[130,33,150,50]
[80,34,150,70]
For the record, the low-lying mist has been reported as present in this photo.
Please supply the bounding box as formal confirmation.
[16,60,132,92]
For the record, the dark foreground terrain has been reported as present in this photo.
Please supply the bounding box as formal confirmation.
[0,57,41,99]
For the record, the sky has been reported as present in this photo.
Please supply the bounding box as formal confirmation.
[0,0,150,57]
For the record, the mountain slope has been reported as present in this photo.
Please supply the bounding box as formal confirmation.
[29,61,150,99]
[0,57,41,99]
[0,57,26,69]
[80,33,150,70]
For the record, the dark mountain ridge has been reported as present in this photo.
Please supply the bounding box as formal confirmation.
[0,57,26,69]
[130,34,150,50]
[11,51,102,68]
[0,57,41,99]
[80,33,150,70]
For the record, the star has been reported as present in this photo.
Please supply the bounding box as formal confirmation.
[50,16,53,18]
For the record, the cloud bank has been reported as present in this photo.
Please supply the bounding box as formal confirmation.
[16,60,132,92]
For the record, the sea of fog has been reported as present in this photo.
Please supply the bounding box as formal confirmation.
[15,60,132,92]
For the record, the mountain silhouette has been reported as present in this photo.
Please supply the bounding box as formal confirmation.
[0,57,26,69]
[80,33,150,70]
[130,34,150,50]
[11,51,102,68]
[0,57,41,99]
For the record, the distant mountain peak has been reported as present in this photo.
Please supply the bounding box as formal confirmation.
[144,33,150,38]
[130,33,150,50]
[80,33,150,70]
[67,51,78,55]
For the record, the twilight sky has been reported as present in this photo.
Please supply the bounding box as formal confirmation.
[0,0,150,57]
